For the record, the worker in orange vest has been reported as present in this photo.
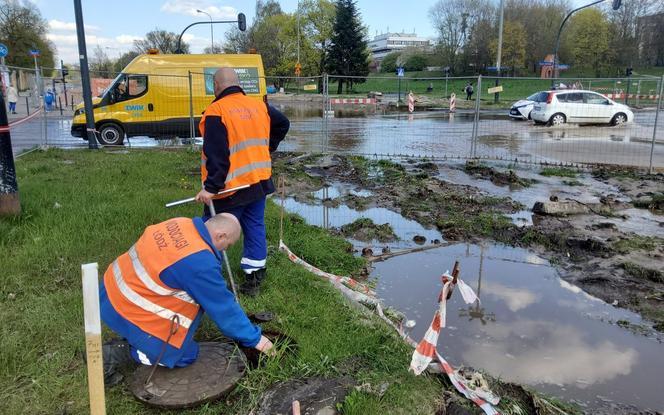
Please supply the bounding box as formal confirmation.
[196,68,290,296]
[99,213,273,385]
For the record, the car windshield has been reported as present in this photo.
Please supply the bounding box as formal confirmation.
[530,92,549,103]
[527,92,542,101]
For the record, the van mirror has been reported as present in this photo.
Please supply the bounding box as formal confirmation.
[238,13,246,31]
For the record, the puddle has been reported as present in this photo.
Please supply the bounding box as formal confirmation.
[374,243,664,412]
[437,162,664,237]
[282,184,441,249]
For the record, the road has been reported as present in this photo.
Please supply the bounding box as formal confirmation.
[9,109,664,168]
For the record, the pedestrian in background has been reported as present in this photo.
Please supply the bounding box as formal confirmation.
[464,82,474,100]
[7,85,17,114]
[196,67,290,296]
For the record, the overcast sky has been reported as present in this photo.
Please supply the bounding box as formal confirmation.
[33,0,592,66]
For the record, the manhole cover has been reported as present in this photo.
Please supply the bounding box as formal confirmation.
[129,342,246,409]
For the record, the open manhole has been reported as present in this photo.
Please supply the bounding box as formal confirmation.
[128,342,246,409]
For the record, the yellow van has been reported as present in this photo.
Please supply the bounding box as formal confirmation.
[71,52,267,145]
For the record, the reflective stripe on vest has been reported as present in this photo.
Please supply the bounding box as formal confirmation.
[104,218,212,348]
[199,93,272,199]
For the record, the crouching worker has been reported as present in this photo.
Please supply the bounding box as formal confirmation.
[98,213,273,385]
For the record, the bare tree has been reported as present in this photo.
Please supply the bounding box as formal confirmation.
[429,0,494,72]
[133,29,189,54]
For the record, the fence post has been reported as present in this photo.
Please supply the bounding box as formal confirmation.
[187,71,194,141]
[41,68,47,146]
[471,75,482,158]
[636,79,641,107]
[25,96,29,116]
[648,75,664,174]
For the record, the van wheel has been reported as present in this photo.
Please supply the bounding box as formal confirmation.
[549,113,566,126]
[611,112,627,126]
[97,123,125,146]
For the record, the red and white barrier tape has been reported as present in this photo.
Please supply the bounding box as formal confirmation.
[408,92,415,113]
[280,241,501,413]
[410,273,501,415]
[329,98,376,105]
[279,240,375,296]
[6,107,44,130]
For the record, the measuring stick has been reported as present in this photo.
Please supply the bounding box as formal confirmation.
[165,184,250,208]
[82,263,106,415]
[208,201,239,301]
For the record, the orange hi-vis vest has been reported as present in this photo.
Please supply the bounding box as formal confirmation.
[103,218,213,348]
[199,92,272,199]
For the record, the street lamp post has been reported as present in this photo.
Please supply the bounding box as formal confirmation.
[494,0,504,103]
[552,0,622,88]
[197,9,214,52]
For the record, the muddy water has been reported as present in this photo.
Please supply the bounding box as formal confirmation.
[374,243,664,412]
[282,183,442,248]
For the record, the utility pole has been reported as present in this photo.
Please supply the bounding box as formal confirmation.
[297,0,301,65]
[74,0,98,149]
[494,0,504,103]
[197,9,214,51]
[0,88,20,216]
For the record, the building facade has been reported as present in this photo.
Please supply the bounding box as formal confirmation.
[368,32,432,62]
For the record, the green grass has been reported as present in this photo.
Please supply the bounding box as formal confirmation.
[539,167,578,178]
[0,148,443,414]
[612,236,660,254]
[0,148,580,415]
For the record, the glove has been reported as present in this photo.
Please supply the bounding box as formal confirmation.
[255,335,275,356]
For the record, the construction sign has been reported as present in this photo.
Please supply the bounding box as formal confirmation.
[294,62,301,76]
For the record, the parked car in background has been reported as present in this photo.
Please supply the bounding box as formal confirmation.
[508,91,547,120]
[530,90,633,126]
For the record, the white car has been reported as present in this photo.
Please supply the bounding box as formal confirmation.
[530,89,634,126]
[508,91,547,120]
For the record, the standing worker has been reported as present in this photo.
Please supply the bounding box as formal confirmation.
[195,68,290,297]
[99,214,274,385]
[7,85,18,114]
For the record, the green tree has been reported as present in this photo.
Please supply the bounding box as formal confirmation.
[301,0,336,80]
[490,21,526,76]
[326,0,369,94]
[565,8,612,77]
[380,51,401,73]
[403,51,428,72]
[113,51,139,73]
[0,0,55,69]
[133,29,189,54]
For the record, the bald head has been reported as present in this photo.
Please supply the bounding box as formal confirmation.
[205,213,241,251]
[213,68,240,97]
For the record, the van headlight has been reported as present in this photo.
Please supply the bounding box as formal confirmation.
[74,108,84,116]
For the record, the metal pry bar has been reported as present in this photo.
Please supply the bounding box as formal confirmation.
[165,184,250,208]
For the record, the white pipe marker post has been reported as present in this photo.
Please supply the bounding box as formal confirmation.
[81,263,106,415]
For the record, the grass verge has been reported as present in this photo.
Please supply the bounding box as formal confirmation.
[0,148,580,415]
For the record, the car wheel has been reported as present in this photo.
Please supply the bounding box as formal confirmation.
[611,112,627,126]
[97,123,125,146]
[549,113,566,126]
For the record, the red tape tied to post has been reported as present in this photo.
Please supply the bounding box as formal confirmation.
[410,272,501,415]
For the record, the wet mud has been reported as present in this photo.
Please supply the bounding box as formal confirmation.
[272,153,664,334]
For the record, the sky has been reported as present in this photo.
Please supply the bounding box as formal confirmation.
[33,0,592,66]
[33,0,440,65]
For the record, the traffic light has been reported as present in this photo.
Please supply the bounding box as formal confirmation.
[612,0,622,10]
[625,67,633,77]
[61,67,69,78]
[237,13,246,32]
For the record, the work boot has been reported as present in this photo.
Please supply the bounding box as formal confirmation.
[101,339,134,386]
[240,268,266,297]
